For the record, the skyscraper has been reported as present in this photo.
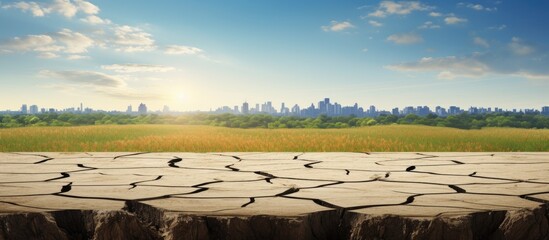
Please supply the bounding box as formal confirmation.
[392,107,399,116]
[291,104,300,115]
[29,105,38,114]
[242,102,249,114]
[262,101,274,114]
[542,106,549,116]
[369,105,376,116]
[319,101,326,114]
[20,104,27,114]
[334,103,342,115]
[138,103,147,115]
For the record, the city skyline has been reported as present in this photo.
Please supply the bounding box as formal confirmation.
[6,97,549,117]
[1,0,548,111]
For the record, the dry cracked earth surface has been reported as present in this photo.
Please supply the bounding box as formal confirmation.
[0,152,548,240]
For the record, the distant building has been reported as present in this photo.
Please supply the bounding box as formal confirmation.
[163,105,170,113]
[334,103,341,115]
[291,104,300,115]
[126,105,132,113]
[29,105,39,114]
[261,101,274,114]
[392,107,399,116]
[402,106,414,115]
[21,104,27,114]
[138,103,147,115]
[448,106,461,115]
[542,106,549,116]
[417,106,430,116]
[369,105,376,117]
[435,106,447,116]
[242,102,249,114]
[318,100,326,114]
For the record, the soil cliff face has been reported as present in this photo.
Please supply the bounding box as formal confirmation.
[1,201,548,240]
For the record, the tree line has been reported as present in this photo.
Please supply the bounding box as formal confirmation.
[0,112,548,130]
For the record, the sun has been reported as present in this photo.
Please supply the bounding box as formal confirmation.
[174,93,187,103]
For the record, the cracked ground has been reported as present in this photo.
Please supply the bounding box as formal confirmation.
[1,152,548,217]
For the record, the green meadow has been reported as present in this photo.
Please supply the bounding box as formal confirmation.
[0,125,547,152]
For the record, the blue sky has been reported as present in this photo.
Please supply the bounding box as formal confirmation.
[0,0,547,111]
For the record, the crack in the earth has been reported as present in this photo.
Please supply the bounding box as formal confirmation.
[225,164,240,172]
[34,158,54,164]
[241,197,255,207]
[60,182,72,193]
[129,175,163,190]
[45,172,70,182]
[304,161,322,169]
[448,184,467,193]
[168,157,182,168]
[113,152,150,160]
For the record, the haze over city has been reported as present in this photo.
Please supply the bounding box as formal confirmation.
[1,0,548,111]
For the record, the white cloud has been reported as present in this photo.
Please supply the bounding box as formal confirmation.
[368,20,383,27]
[164,45,203,55]
[473,37,489,48]
[362,48,369,52]
[368,1,434,18]
[112,25,156,52]
[429,11,442,17]
[73,0,99,15]
[81,15,111,25]
[2,0,99,18]
[66,54,89,60]
[468,3,483,10]
[50,0,78,17]
[515,72,549,80]
[34,44,64,52]
[2,1,49,16]
[0,35,54,52]
[386,56,489,79]
[386,53,549,81]
[322,20,355,32]
[39,69,167,100]
[418,21,440,29]
[508,37,533,55]
[39,70,126,87]
[463,3,497,11]
[55,28,94,53]
[37,52,59,59]
[368,10,386,18]
[489,24,506,31]
[445,16,468,25]
[0,29,93,57]
[437,71,456,80]
[91,87,165,100]
[101,64,175,73]
[387,33,423,45]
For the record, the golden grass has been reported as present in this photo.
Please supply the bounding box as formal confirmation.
[0,125,547,152]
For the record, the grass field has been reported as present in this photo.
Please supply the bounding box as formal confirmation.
[0,125,548,152]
